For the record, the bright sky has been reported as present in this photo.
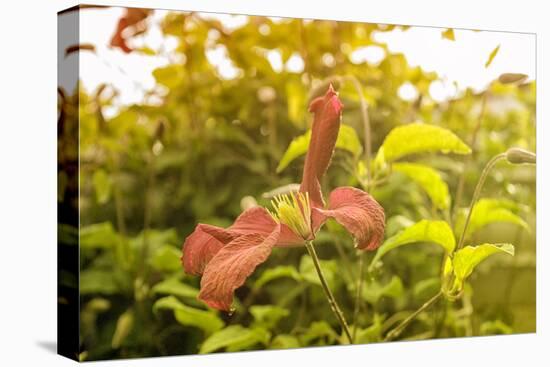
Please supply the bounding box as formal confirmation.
[63,7,535,114]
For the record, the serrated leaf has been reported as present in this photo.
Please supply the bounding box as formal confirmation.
[485,45,500,68]
[277,125,362,172]
[452,243,514,283]
[153,296,224,335]
[253,265,302,290]
[250,305,289,329]
[455,198,529,238]
[376,123,471,163]
[199,325,270,354]
[393,162,450,209]
[152,277,199,299]
[372,220,455,268]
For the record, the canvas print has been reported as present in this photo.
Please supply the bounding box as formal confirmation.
[57,5,536,361]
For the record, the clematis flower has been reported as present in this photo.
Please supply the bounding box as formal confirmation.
[181,85,385,311]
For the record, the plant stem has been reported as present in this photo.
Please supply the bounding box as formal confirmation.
[344,75,372,184]
[305,240,353,344]
[344,75,373,340]
[452,91,488,222]
[352,253,366,341]
[456,152,506,250]
[384,291,442,341]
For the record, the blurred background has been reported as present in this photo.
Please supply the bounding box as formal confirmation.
[57,6,536,360]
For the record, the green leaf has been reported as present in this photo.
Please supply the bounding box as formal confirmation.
[80,222,120,249]
[393,162,450,209]
[111,309,134,349]
[80,269,120,295]
[253,265,302,290]
[152,277,199,300]
[149,245,182,272]
[452,243,514,283]
[152,64,184,88]
[372,220,456,268]
[269,334,301,349]
[455,198,529,238]
[485,44,500,68]
[250,305,289,329]
[199,325,270,354]
[376,123,471,163]
[362,275,404,305]
[299,321,338,345]
[413,277,441,299]
[137,46,156,55]
[153,296,224,335]
[441,28,455,41]
[277,125,362,172]
[354,314,384,343]
[299,255,338,289]
[286,80,306,125]
[480,320,513,335]
[92,169,111,204]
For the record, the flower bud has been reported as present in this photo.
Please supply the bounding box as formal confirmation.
[498,73,528,84]
[307,76,342,103]
[505,147,536,165]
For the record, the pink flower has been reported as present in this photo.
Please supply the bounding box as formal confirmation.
[181,85,385,311]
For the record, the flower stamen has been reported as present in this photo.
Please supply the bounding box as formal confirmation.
[268,192,312,239]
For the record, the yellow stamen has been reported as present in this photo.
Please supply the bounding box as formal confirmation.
[268,192,312,239]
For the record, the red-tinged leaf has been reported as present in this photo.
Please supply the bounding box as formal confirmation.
[181,225,225,276]
[316,187,385,251]
[199,227,281,311]
[300,85,343,207]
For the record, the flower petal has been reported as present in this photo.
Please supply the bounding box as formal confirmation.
[198,226,281,311]
[300,85,344,207]
[316,187,385,250]
[230,206,303,247]
[181,224,226,276]
[231,207,278,235]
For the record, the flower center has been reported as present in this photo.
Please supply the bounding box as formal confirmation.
[268,192,312,239]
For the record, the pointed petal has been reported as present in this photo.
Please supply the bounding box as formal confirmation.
[230,206,303,247]
[300,84,344,207]
[316,187,385,251]
[230,207,278,235]
[181,224,226,276]
[198,226,281,311]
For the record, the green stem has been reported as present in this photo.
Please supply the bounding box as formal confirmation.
[344,75,373,339]
[305,241,353,344]
[456,153,506,250]
[384,291,442,341]
[452,90,488,222]
[352,253,366,340]
[344,75,372,184]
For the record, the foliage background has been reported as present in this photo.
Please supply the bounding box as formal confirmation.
[58,8,536,361]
